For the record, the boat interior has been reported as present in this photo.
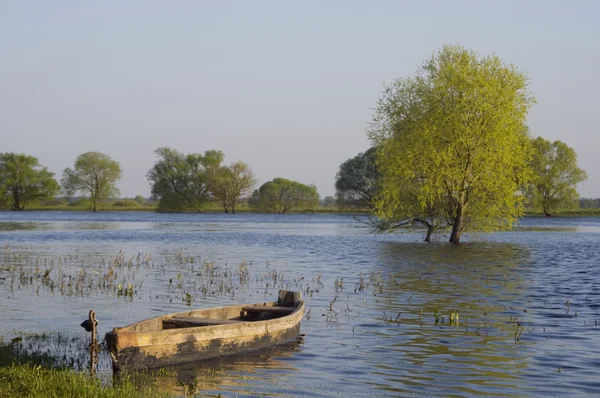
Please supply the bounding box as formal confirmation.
[115,291,302,332]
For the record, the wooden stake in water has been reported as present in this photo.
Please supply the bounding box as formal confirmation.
[81,309,99,375]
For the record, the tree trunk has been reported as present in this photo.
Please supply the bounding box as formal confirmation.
[543,206,552,217]
[12,191,22,211]
[449,204,463,244]
[425,225,433,243]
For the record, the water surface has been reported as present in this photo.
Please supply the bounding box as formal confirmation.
[1,211,600,397]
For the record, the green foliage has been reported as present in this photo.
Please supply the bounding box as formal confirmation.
[0,153,60,211]
[209,161,257,213]
[528,137,587,216]
[250,178,319,214]
[134,195,146,205]
[335,147,379,209]
[369,45,535,243]
[62,152,123,212]
[147,147,224,212]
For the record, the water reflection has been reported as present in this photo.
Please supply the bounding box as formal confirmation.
[0,221,123,232]
[0,222,48,231]
[148,338,303,396]
[355,242,532,396]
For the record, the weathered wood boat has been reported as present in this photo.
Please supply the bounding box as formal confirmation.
[105,291,304,371]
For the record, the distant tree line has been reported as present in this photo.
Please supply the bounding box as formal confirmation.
[0,46,594,233]
[579,198,600,208]
[0,148,320,213]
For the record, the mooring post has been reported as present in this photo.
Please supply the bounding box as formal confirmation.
[88,309,98,375]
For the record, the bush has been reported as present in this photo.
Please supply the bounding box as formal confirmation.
[40,198,68,206]
[112,199,140,208]
[69,198,91,208]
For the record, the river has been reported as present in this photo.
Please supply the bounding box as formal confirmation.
[1,211,599,397]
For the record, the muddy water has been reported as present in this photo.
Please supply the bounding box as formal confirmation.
[1,211,600,397]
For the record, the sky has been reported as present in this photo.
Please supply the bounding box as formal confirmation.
[1,0,599,198]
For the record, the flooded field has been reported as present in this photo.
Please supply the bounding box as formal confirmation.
[1,211,600,397]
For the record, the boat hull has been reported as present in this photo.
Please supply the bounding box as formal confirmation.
[106,301,304,371]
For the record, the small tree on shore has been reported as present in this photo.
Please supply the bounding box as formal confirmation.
[210,161,257,213]
[528,137,587,216]
[62,151,123,212]
[250,178,319,214]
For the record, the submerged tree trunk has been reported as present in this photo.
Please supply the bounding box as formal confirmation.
[449,204,463,244]
[424,225,433,243]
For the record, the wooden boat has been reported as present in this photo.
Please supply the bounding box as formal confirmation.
[105,290,304,371]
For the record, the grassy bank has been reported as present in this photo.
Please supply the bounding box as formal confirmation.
[0,341,165,398]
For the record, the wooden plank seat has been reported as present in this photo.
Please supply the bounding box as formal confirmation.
[241,305,296,315]
[163,316,243,328]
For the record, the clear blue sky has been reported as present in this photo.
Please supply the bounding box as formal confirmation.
[1,1,598,198]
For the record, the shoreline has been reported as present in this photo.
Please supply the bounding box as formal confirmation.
[1,207,599,217]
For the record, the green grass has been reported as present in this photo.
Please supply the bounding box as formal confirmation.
[0,341,166,398]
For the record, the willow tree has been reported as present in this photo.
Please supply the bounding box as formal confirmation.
[369,45,534,244]
[528,137,587,216]
[62,152,123,212]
